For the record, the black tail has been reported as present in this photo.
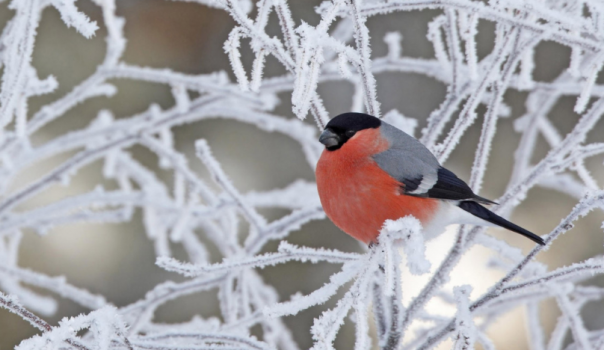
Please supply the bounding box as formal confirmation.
[458,201,545,245]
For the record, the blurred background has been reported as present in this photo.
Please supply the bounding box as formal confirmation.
[0,1,603,349]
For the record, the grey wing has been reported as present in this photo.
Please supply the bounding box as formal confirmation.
[373,123,440,196]
[373,122,495,204]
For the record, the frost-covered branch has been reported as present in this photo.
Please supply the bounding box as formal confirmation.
[1,0,604,349]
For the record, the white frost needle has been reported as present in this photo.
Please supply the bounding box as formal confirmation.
[0,0,604,349]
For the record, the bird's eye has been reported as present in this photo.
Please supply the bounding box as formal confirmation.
[345,130,356,138]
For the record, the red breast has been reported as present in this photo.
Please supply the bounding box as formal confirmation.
[316,128,439,243]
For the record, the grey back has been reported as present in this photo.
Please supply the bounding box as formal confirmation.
[372,122,440,190]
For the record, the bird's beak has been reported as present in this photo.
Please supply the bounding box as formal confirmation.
[319,128,340,148]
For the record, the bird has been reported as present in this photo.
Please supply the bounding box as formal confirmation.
[315,112,544,246]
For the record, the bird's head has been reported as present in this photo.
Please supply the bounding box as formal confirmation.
[319,113,381,151]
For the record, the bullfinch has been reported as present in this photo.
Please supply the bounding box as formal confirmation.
[315,112,544,246]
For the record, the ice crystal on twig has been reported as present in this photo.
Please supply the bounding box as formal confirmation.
[0,0,603,349]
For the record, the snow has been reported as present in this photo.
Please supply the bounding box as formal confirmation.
[0,0,603,349]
